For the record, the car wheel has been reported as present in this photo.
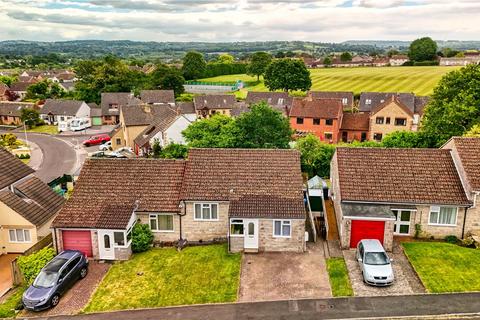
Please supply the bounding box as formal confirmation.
[80,267,88,279]
[51,294,60,307]
[84,143,90,147]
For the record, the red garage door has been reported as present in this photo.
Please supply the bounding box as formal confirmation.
[350,220,385,249]
[62,230,93,257]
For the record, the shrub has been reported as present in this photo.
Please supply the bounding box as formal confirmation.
[413,60,439,66]
[414,223,422,239]
[445,235,458,244]
[17,247,56,285]
[131,223,154,253]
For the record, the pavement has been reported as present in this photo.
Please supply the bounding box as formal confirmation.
[238,242,331,302]
[20,262,110,318]
[0,254,18,297]
[25,292,480,320]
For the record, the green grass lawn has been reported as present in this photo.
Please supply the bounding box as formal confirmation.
[84,244,241,312]
[0,287,25,318]
[200,66,460,98]
[326,258,353,297]
[26,125,58,135]
[403,242,480,293]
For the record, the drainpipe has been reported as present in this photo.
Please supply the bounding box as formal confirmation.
[462,206,470,239]
[177,201,187,248]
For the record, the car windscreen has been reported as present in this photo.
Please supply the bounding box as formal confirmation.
[364,252,390,265]
[33,270,58,288]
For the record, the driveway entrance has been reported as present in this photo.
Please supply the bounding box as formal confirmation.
[0,254,18,296]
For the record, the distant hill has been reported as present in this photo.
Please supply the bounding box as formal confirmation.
[343,40,480,50]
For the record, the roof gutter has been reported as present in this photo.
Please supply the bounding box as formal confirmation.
[342,199,472,208]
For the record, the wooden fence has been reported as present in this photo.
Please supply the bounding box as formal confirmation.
[11,234,53,285]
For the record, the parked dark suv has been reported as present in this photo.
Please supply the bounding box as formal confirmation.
[22,250,89,311]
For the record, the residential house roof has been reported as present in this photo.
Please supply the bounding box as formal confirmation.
[0,102,35,117]
[40,99,85,116]
[0,176,64,226]
[414,96,430,115]
[290,98,343,119]
[181,148,305,218]
[359,92,416,113]
[335,147,471,206]
[133,107,180,147]
[370,95,414,117]
[447,137,480,192]
[0,83,9,95]
[52,158,186,229]
[100,92,142,116]
[140,90,175,105]
[340,112,370,131]
[230,102,251,117]
[59,82,75,91]
[0,148,35,189]
[55,73,76,81]
[18,76,35,83]
[308,91,354,108]
[121,104,174,127]
[89,103,102,117]
[176,102,196,115]
[245,92,290,106]
[229,195,305,219]
[390,55,409,60]
[9,82,31,92]
[341,203,395,219]
[193,95,236,110]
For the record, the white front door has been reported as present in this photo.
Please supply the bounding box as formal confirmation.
[393,210,412,235]
[244,219,259,250]
[98,230,115,260]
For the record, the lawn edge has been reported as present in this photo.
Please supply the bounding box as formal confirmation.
[401,242,432,294]
[326,257,354,297]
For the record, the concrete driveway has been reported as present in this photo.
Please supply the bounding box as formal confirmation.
[343,245,424,296]
[238,242,331,302]
[0,254,18,297]
[21,261,110,317]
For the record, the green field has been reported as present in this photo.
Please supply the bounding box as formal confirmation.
[200,66,460,99]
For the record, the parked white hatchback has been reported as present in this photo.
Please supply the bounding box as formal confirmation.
[356,239,394,286]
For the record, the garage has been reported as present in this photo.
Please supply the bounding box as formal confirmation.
[350,220,385,248]
[62,230,93,257]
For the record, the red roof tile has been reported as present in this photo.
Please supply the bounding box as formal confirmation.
[290,98,343,119]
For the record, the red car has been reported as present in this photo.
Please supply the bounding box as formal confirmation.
[83,134,110,147]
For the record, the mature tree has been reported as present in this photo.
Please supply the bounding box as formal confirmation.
[0,75,16,86]
[149,64,185,97]
[464,124,480,137]
[25,80,64,101]
[229,102,292,149]
[387,49,400,57]
[323,56,332,66]
[381,131,431,148]
[421,64,480,146]
[408,37,437,62]
[264,59,312,92]
[216,54,234,64]
[20,108,41,128]
[246,52,272,81]
[158,143,189,159]
[442,48,460,58]
[182,114,235,148]
[182,51,207,80]
[275,51,286,58]
[340,52,353,62]
[294,134,336,178]
[285,51,296,58]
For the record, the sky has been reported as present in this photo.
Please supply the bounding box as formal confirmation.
[0,0,479,42]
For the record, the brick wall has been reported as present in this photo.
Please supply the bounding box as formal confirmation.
[369,101,414,141]
[339,130,368,143]
[290,117,340,143]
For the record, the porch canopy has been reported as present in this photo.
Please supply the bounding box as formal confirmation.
[341,203,399,220]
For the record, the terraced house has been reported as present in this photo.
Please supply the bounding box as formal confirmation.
[52,148,306,260]
[330,140,480,251]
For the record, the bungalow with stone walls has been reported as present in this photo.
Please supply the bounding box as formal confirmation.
[0,102,35,125]
[51,148,306,260]
[330,147,471,251]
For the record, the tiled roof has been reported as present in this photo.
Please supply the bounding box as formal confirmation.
[100,92,142,116]
[335,147,471,206]
[245,92,290,106]
[181,148,304,205]
[414,96,430,115]
[40,99,85,116]
[309,91,354,108]
[0,177,64,226]
[133,107,179,147]
[449,137,480,191]
[9,82,31,92]
[176,102,195,114]
[0,148,34,189]
[121,104,175,127]
[359,92,415,113]
[140,90,175,104]
[290,98,343,119]
[0,83,8,95]
[0,102,35,117]
[193,95,236,110]
[370,96,414,117]
[52,158,186,229]
[229,195,305,219]
[340,112,370,131]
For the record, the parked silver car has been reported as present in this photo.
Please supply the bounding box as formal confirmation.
[356,239,394,286]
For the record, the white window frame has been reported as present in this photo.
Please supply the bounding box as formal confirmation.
[149,213,175,232]
[8,229,31,243]
[193,203,219,221]
[342,98,348,105]
[392,209,414,235]
[230,219,245,237]
[428,206,458,227]
[273,220,292,238]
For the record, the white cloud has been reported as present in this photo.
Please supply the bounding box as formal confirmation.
[0,0,478,42]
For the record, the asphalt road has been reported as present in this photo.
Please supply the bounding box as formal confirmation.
[27,292,480,320]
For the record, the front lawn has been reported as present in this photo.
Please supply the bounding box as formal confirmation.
[26,125,58,135]
[403,242,480,293]
[84,244,241,312]
[326,258,353,297]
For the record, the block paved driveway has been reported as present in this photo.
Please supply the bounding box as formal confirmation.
[343,244,425,296]
[238,242,331,302]
[0,254,18,297]
[21,261,110,317]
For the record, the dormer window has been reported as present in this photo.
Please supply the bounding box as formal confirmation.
[366,99,371,105]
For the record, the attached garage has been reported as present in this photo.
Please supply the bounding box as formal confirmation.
[62,230,93,257]
[350,220,385,248]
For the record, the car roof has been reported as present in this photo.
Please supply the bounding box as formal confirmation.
[360,239,385,252]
